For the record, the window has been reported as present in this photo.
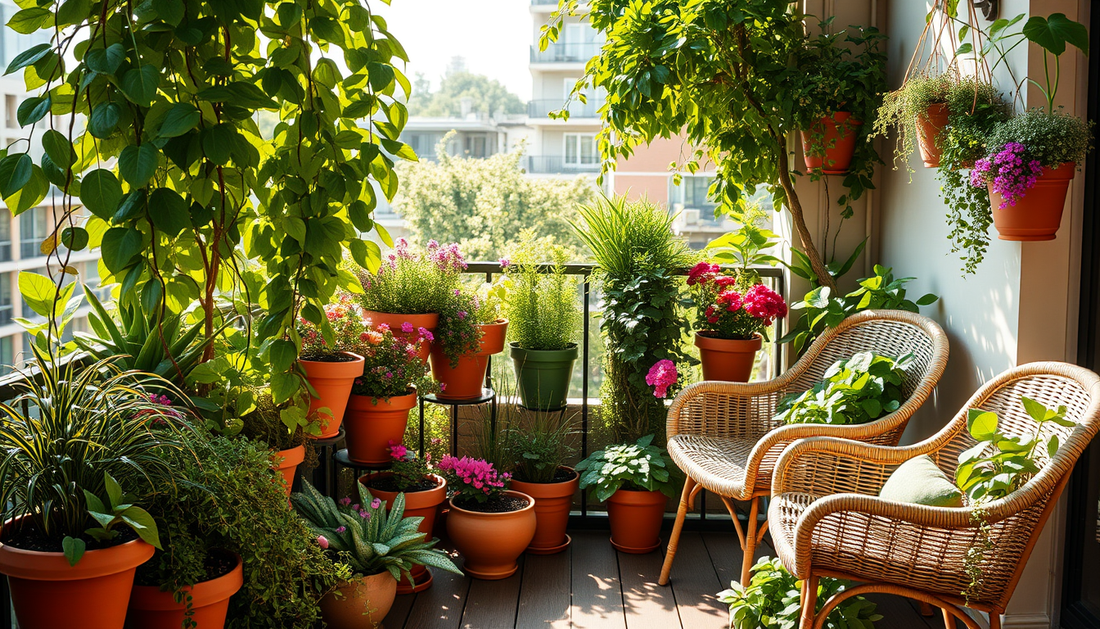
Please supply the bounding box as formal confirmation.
[0,335,12,376]
[19,206,48,259]
[563,133,598,167]
[670,175,719,213]
[463,134,490,158]
[82,261,112,303]
[0,210,10,262]
[405,132,442,160]
[4,95,15,129]
[0,273,11,326]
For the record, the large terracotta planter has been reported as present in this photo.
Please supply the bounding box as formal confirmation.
[509,342,579,411]
[363,311,439,362]
[916,103,950,168]
[319,572,398,629]
[801,112,861,174]
[299,351,364,438]
[430,319,508,400]
[344,392,418,465]
[126,554,244,629]
[0,524,155,629]
[359,472,447,593]
[509,467,579,554]
[446,490,536,580]
[605,488,667,554]
[274,445,305,497]
[989,162,1075,241]
[694,332,762,382]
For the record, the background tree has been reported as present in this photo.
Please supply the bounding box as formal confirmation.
[408,61,526,118]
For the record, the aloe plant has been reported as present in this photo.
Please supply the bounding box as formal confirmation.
[291,481,461,585]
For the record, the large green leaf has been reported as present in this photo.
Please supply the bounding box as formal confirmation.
[100,227,144,272]
[80,169,124,219]
[7,7,51,34]
[88,103,121,138]
[18,271,58,318]
[5,165,47,214]
[16,95,50,126]
[0,153,32,198]
[85,43,126,75]
[157,103,200,138]
[5,43,50,75]
[42,130,75,168]
[1022,13,1089,56]
[148,188,190,236]
[120,65,159,107]
[118,144,160,187]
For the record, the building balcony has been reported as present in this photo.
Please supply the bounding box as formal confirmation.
[522,155,601,174]
[527,98,605,121]
[530,43,601,64]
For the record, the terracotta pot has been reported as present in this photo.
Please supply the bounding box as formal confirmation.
[989,162,1075,241]
[363,311,439,362]
[916,103,950,168]
[606,488,667,554]
[509,342,579,411]
[299,352,364,438]
[0,523,155,629]
[509,468,579,554]
[359,472,447,594]
[800,112,861,174]
[319,572,398,629]
[694,332,762,382]
[344,392,418,465]
[446,491,536,580]
[274,445,305,497]
[430,319,508,400]
[126,554,244,629]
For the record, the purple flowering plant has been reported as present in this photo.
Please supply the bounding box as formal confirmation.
[969,142,1043,210]
[350,322,440,399]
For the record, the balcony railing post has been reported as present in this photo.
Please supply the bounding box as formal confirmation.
[580,273,590,518]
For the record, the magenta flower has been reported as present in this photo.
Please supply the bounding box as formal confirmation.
[971,142,1044,209]
[317,535,329,549]
[401,321,415,333]
[339,497,352,507]
[646,360,678,399]
[370,498,381,509]
[335,526,346,533]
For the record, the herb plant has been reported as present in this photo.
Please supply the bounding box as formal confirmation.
[576,434,679,502]
[775,352,913,426]
[350,323,439,399]
[505,411,577,484]
[502,233,581,351]
[238,388,313,453]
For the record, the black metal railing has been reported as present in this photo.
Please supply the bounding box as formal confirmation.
[529,42,601,63]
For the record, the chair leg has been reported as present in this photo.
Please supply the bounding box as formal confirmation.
[798,573,819,629]
[659,476,696,586]
[941,608,954,628]
[989,613,1001,629]
[740,495,763,586]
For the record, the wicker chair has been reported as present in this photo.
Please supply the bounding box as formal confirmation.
[658,310,949,587]
[769,362,1100,629]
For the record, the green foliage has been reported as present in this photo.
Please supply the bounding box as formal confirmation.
[980,12,1089,113]
[872,73,954,172]
[504,409,577,484]
[396,141,593,261]
[576,434,679,502]
[776,352,912,426]
[68,472,162,566]
[704,206,782,282]
[502,234,582,351]
[407,69,526,118]
[573,195,694,442]
[293,480,461,584]
[985,108,1093,169]
[239,388,310,452]
[138,432,341,629]
[718,556,881,629]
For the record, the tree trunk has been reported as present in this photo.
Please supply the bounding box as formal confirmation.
[776,140,838,292]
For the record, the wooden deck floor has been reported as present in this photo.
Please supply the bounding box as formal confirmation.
[384,529,941,629]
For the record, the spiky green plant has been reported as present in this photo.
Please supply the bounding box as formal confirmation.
[502,231,582,351]
[291,480,462,585]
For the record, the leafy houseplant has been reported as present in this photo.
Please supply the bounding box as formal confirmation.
[718,556,881,629]
[502,235,583,411]
[239,388,316,497]
[573,196,694,442]
[293,481,461,628]
[775,352,913,426]
[576,434,679,553]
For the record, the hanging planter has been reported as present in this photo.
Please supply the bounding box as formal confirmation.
[509,467,579,555]
[430,319,508,400]
[446,491,536,580]
[359,472,447,594]
[319,572,398,629]
[988,163,1074,241]
[344,392,418,466]
[694,332,762,382]
[509,343,579,411]
[299,351,364,439]
[273,445,305,497]
[362,311,439,363]
[800,112,861,174]
[916,102,950,168]
[126,553,244,629]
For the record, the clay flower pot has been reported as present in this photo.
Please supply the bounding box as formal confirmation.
[694,332,762,382]
[989,162,1075,241]
[0,524,154,629]
[299,351,364,438]
[509,467,579,554]
[800,112,861,174]
[430,319,508,400]
[446,491,536,580]
[363,311,439,363]
[916,102,950,168]
[274,445,305,497]
[359,472,447,594]
[344,392,418,465]
[605,489,667,554]
[319,571,398,629]
[509,342,579,411]
[126,553,244,629]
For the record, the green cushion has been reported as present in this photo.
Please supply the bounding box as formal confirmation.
[878,455,963,507]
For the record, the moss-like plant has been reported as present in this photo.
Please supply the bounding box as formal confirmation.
[502,232,582,351]
[872,73,954,172]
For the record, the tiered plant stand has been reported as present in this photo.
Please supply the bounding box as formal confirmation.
[417,388,497,457]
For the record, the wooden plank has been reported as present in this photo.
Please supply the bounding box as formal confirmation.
[460,556,525,629]
[403,558,471,629]
[666,531,727,629]
[385,591,416,629]
[516,548,571,629]
[701,531,768,590]
[863,594,940,629]
[617,546,682,629]
[570,530,626,629]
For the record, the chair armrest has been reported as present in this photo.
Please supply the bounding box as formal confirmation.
[770,436,945,497]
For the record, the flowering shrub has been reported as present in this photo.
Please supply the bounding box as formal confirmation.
[388,440,436,491]
[296,292,367,360]
[645,360,678,399]
[969,142,1043,210]
[687,262,787,340]
[437,455,510,505]
[350,322,440,399]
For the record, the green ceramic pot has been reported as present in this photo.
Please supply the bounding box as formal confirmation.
[509,342,579,411]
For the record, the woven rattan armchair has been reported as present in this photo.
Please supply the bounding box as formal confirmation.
[658,310,949,587]
[769,362,1100,629]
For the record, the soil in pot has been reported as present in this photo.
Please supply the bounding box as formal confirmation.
[299,351,364,438]
[606,488,668,554]
[800,112,861,174]
[319,571,398,629]
[509,342,579,411]
[446,491,536,580]
[430,320,508,400]
[359,472,446,593]
[916,103,950,168]
[509,467,579,555]
[343,392,418,465]
[694,332,762,382]
[274,444,305,497]
[127,551,244,629]
[989,162,1075,241]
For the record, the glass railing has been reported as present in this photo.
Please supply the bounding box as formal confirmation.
[530,42,601,63]
[521,155,601,174]
[527,98,605,119]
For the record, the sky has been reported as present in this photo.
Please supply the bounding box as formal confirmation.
[373,0,536,102]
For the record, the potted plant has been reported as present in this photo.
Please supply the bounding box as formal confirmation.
[295,293,367,438]
[0,348,184,629]
[292,481,461,629]
[438,455,536,579]
[238,388,317,497]
[358,442,447,593]
[502,238,582,411]
[873,73,956,169]
[344,323,440,465]
[686,262,787,382]
[791,22,886,175]
[429,277,508,400]
[576,434,679,553]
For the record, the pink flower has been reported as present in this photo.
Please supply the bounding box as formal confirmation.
[335,526,346,533]
[498,258,510,268]
[418,327,434,342]
[389,441,409,460]
[370,498,381,509]
[377,323,390,332]
[687,261,720,286]
[339,497,351,507]
[317,535,329,549]
[646,360,678,399]
[742,284,787,324]
[359,510,370,518]
[401,321,414,333]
